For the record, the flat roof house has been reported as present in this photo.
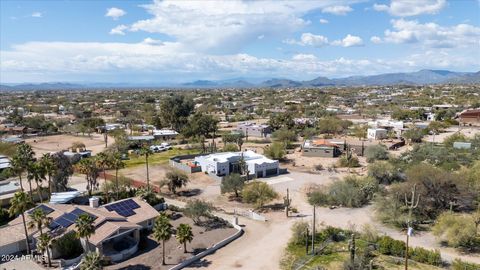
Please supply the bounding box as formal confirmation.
[152,129,179,140]
[0,197,159,264]
[302,139,342,158]
[236,123,271,138]
[194,150,279,178]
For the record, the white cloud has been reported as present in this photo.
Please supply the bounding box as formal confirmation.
[126,0,358,52]
[31,12,42,18]
[292,54,317,61]
[321,5,353,15]
[109,25,128,35]
[105,7,126,20]
[370,36,382,44]
[1,39,478,83]
[319,19,329,24]
[285,33,329,47]
[381,19,480,48]
[332,34,363,47]
[373,0,446,17]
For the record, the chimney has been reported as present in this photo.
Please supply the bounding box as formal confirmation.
[89,197,99,208]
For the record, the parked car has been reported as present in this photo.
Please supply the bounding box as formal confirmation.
[160,142,172,150]
[150,145,166,153]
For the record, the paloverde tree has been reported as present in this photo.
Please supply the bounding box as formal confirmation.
[242,181,278,208]
[8,191,34,254]
[153,213,173,265]
[75,214,95,253]
[176,223,194,253]
[221,173,244,198]
[222,133,244,151]
[76,158,100,197]
[11,143,35,191]
[162,169,189,194]
[139,145,153,191]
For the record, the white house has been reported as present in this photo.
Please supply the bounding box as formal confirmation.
[367,128,388,140]
[152,129,179,140]
[194,150,279,178]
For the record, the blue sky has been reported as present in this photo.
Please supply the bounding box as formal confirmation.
[1,0,479,83]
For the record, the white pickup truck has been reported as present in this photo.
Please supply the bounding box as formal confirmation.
[149,143,172,153]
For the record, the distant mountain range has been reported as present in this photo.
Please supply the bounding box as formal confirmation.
[1,70,479,90]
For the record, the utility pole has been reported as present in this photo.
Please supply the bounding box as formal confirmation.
[311,205,316,255]
[284,188,291,217]
[404,184,420,270]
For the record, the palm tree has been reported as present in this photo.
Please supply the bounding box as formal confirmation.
[111,152,125,200]
[11,144,35,191]
[152,213,172,265]
[37,232,55,267]
[28,208,52,237]
[96,152,112,202]
[27,162,46,203]
[40,153,56,199]
[76,158,99,197]
[80,251,103,270]
[163,169,189,194]
[8,191,34,254]
[176,223,194,253]
[139,145,153,191]
[75,214,95,253]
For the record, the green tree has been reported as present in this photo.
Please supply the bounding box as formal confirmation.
[159,95,194,131]
[8,191,34,254]
[223,143,239,152]
[242,181,278,208]
[162,169,189,194]
[272,128,297,145]
[184,199,213,225]
[11,143,35,191]
[443,133,468,148]
[432,212,479,250]
[263,142,286,160]
[139,145,153,191]
[50,152,73,192]
[80,251,103,270]
[352,125,367,140]
[222,133,244,151]
[75,214,95,253]
[153,213,173,265]
[176,223,194,253]
[76,158,100,197]
[403,127,424,144]
[368,161,402,184]
[221,173,244,198]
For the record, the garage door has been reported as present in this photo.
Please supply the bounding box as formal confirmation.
[265,168,278,176]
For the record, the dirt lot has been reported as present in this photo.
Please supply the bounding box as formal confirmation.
[106,215,237,270]
[26,133,115,157]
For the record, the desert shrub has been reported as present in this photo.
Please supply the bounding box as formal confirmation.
[222,143,239,152]
[364,144,389,163]
[308,176,378,208]
[374,186,410,228]
[263,142,286,160]
[432,212,479,251]
[377,236,405,257]
[184,199,213,225]
[0,142,17,156]
[337,155,360,168]
[367,161,403,184]
[410,247,442,266]
[54,232,83,259]
[242,181,278,208]
[314,164,324,171]
[321,226,348,242]
[272,128,297,145]
[289,221,310,245]
[443,133,468,148]
[451,259,480,270]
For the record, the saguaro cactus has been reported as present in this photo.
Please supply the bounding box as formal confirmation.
[404,184,420,270]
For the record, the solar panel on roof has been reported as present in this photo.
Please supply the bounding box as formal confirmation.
[104,199,139,217]
[27,204,54,215]
[55,217,73,228]
[70,208,97,220]
[49,221,60,230]
[63,213,77,222]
